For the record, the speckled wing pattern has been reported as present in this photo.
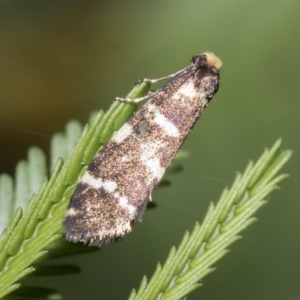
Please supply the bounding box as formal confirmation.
[63,52,222,246]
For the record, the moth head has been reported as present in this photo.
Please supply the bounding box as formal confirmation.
[202,52,223,70]
[190,52,222,102]
[192,52,222,72]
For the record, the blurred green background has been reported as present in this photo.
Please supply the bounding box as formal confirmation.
[1,0,299,299]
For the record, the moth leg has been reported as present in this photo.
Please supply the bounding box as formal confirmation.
[116,92,155,103]
[116,65,189,102]
[115,72,180,102]
[147,89,155,95]
[137,68,185,84]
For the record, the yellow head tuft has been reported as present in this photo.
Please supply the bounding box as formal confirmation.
[203,52,223,69]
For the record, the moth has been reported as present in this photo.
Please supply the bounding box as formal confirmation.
[63,52,222,245]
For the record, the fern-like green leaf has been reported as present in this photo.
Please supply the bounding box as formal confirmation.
[0,82,151,299]
[128,139,292,300]
[0,76,292,300]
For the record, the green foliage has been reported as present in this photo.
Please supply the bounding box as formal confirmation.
[0,82,151,299]
[128,139,292,300]
[0,77,292,299]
